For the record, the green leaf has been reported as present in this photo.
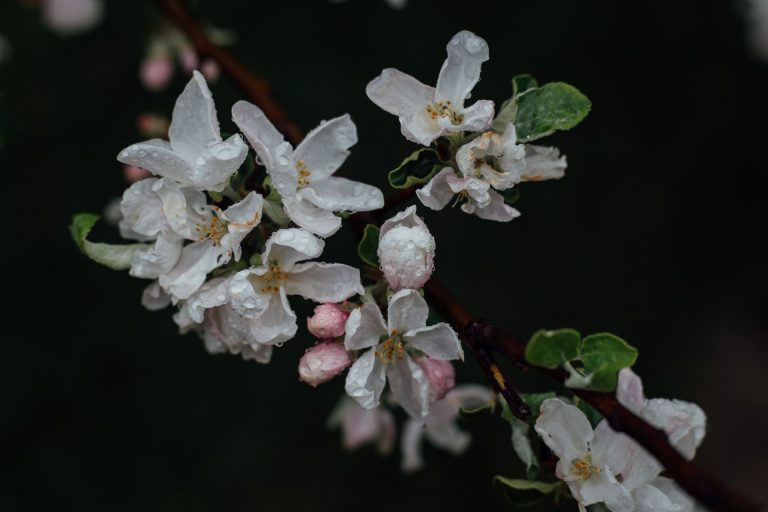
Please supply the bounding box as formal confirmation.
[493,476,560,507]
[490,75,540,133]
[388,148,443,189]
[574,396,603,427]
[514,82,591,142]
[499,188,520,205]
[69,213,148,271]
[512,74,539,96]
[520,392,557,415]
[579,333,638,392]
[357,224,380,267]
[525,328,581,369]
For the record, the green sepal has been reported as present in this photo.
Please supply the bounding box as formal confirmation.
[211,258,248,277]
[262,178,291,227]
[388,147,443,189]
[493,476,561,507]
[499,188,521,206]
[207,190,224,203]
[512,74,539,96]
[579,333,638,392]
[525,328,582,369]
[514,82,591,142]
[491,74,539,133]
[357,224,380,267]
[70,213,148,271]
[248,253,263,267]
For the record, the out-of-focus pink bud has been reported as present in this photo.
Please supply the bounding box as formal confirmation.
[140,54,174,92]
[307,303,349,339]
[122,164,152,183]
[298,340,351,387]
[136,113,170,138]
[42,0,104,35]
[378,206,435,291]
[416,357,455,402]
[201,59,220,82]
[178,46,199,74]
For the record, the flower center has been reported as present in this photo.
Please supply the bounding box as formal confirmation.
[296,159,311,187]
[425,101,464,125]
[570,453,601,481]
[375,331,405,364]
[194,211,227,245]
[258,263,289,293]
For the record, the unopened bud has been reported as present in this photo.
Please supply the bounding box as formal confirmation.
[298,340,351,387]
[416,357,455,402]
[378,205,435,291]
[140,54,173,92]
[307,303,349,339]
[200,59,221,82]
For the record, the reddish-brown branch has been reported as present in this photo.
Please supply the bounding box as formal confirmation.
[155,2,766,511]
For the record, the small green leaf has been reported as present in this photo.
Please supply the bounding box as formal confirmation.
[70,213,148,271]
[520,392,557,415]
[357,224,380,267]
[579,333,638,392]
[493,476,560,507]
[525,328,581,369]
[514,82,591,142]
[574,396,603,427]
[388,147,443,189]
[512,74,539,96]
[499,188,520,205]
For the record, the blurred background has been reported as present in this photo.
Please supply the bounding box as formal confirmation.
[1,0,767,510]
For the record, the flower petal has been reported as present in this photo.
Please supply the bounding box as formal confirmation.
[294,114,357,180]
[400,419,426,472]
[231,100,286,170]
[435,30,489,106]
[300,176,384,212]
[632,483,686,512]
[117,139,194,185]
[168,71,222,160]
[128,233,182,280]
[387,355,430,418]
[176,276,231,324]
[474,189,521,222]
[345,349,387,409]
[416,167,455,211]
[366,68,434,118]
[592,420,660,491]
[644,477,694,512]
[283,197,342,238]
[141,281,171,311]
[152,178,207,239]
[535,398,594,461]
[644,398,706,460]
[617,367,648,415]
[379,204,428,239]
[344,303,387,351]
[247,287,298,345]
[401,110,443,146]
[579,468,634,512]
[405,323,463,361]
[424,414,471,455]
[119,178,165,240]
[387,288,429,334]
[452,99,494,133]
[262,228,325,270]
[220,191,263,260]
[190,134,249,192]
[284,262,363,302]
[158,240,222,300]
[227,268,272,319]
[523,145,567,182]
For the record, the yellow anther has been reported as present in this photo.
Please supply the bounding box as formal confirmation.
[194,215,227,245]
[296,159,311,187]
[570,454,601,481]
[425,101,464,125]
[375,333,406,364]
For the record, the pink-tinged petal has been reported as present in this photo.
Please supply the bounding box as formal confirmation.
[405,323,463,361]
[435,30,489,106]
[345,349,387,409]
[344,303,387,351]
[294,114,357,180]
[284,262,364,302]
[474,189,521,222]
[644,398,706,460]
[387,288,429,334]
[298,340,351,387]
[415,357,455,402]
[140,54,173,92]
[387,355,430,419]
[339,399,395,454]
[307,303,349,339]
[416,167,455,211]
[424,414,471,456]
[366,68,434,118]
[535,398,594,461]
[617,367,648,415]
[283,197,342,238]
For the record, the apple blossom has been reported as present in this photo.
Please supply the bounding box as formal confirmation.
[298,340,352,387]
[232,100,384,237]
[307,303,349,339]
[329,398,396,454]
[226,228,364,346]
[401,385,492,472]
[344,289,463,418]
[415,357,455,403]
[378,206,435,291]
[118,71,248,192]
[366,30,494,146]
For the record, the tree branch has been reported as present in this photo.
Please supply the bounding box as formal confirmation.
[154,2,766,511]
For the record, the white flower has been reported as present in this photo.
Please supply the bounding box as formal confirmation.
[366,30,495,146]
[344,289,463,418]
[118,71,248,192]
[328,397,396,454]
[378,206,436,291]
[617,368,706,461]
[120,177,263,300]
[174,275,273,364]
[225,228,364,346]
[232,101,384,237]
[416,124,567,222]
[401,384,492,472]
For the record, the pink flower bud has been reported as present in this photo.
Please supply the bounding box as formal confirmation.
[42,0,103,35]
[298,340,351,387]
[178,47,199,74]
[122,164,152,183]
[416,357,455,402]
[307,303,349,339]
[378,206,435,291]
[201,59,220,82]
[140,54,174,92]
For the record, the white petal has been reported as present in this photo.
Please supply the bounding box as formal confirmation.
[405,323,463,361]
[117,139,194,184]
[141,281,170,311]
[523,145,567,182]
[451,99,495,133]
[284,262,363,302]
[474,189,521,222]
[152,178,207,239]
[400,110,443,146]
[632,483,686,512]
[176,276,231,324]
[617,367,647,415]
[400,419,426,472]
[643,398,706,460]
[239,342,274,363]
[435,30,489,106]
[387,288,428,334]
[424,415,471,455]
[159,240,223,300]
[345,349,387,409]
[443,384,493,411]
[294,114,357,180]
[189,133,249,192]
[387,355,430,418]
[592,420,660,492]
[579,469,634,512]
[262,228,324,270]
[535,398,594,461]
[647,477,694,512]
[227,269,272,318]
[129,233,182,279]
[366,68,434,118]
[231,100,286,171]
[416,167,455,211]
[168,71,222,161]
[344,303,387,351]
[247,287,298,345]
[379,204,428,239]
[119,178,165,240]
[220,191,263,259]
[300,176,384,212]
[283,197,342,238]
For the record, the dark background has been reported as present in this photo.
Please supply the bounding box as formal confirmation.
[1,0,767,510]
